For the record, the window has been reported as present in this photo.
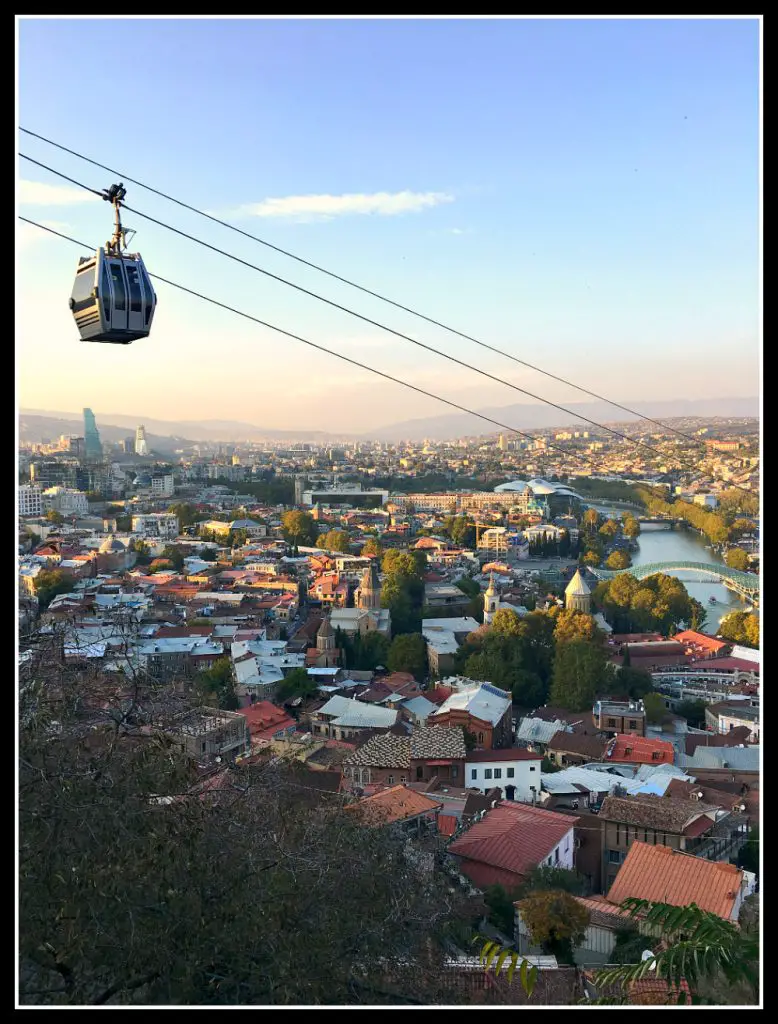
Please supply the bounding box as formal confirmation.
[554,847,559,863]
[71,265,95,309]
[451,765,458,778]
[629,720,637,729]
[625,747,632,755]
[416,766,423,780]
[607,717,617,726]
[387,776,394,784]
[125,262,142,312]
[400,776,407,783]
[478,732,484,743]
[651,751,660,760]
[471,769,478,780]
[506,767,514,778]
[494,768,502,779]
[529,766,536,772]
[608,849,622,864]
[484,769,492,779]
[109,262,126,310]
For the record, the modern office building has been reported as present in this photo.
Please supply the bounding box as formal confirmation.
[83,408,103,459]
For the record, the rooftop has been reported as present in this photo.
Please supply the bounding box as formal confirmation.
[448,802,578,879]
[606,841,744,920]
[346,785,443,825]
[599,794,716,833]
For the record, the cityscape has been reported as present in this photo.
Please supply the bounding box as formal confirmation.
[17,15,760,1010]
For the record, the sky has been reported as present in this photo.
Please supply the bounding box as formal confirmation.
[17,16,760,434]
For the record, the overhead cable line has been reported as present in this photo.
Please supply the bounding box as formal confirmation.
[20,152,719,481]
[19,126,719,451]
[21,214,757,499]
[18,215,615,471]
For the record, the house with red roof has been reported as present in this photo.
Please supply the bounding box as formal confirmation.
[346,784,443,834]
[447,802,580,889]
[606,841,747,921]
[604,734,674,766]
[237,700,297,745]
[672,630,729,660]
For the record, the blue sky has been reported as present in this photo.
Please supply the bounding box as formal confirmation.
[18,16,760,432]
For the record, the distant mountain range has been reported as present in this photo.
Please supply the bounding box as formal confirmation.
[368,397,760,441]
[19,397,758,447]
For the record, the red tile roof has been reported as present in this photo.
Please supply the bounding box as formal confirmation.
[672,630,728,656]
[606,841,744,920]
[606,734,674,765]
[691,656,759,673]
[237,701,296,740]
[346,784,442,825]
[448,802,578,880]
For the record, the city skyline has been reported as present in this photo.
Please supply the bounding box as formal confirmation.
[18,17,760,431]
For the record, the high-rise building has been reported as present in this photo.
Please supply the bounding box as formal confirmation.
[123,436,135,454]
[83,408,103,459]
[135,425,149,456]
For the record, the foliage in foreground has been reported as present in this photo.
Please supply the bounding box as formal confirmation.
[19,662,468,1006]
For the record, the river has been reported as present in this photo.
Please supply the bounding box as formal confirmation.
[591,507,752,630]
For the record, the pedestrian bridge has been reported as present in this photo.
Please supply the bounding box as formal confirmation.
[589,561,760,600]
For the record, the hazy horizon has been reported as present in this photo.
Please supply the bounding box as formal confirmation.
[18,17,760,432]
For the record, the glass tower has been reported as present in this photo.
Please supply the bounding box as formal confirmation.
[83,408,103,459]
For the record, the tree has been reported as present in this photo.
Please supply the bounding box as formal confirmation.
[622,515,641,540]
[276,667,317,702]
[483,884,521,936]
[129,539,151,566]
[724,547,749,571]
[167,503,200,529]
[605,550,631,570]
[641,691,666,723]
[45,509,64,524]
[518,890,590,964]
[322,529,351,554]
[553,610,600,644]
[454,576,480,600]
[675,699,707,729]
[614,666,653,700]
[490,608,523,636]
[718,611,759,649]
[582,550,602,567]
[516,866,586,898]
[199,547,217,562]
[19,665,467,1005]
[599,519,620,539]
[550,640,609,712]
[594,898,759,1005]
[161,545,185,572]
[582,508,601,532]
[281,510,317,548]
[360,537,383,558]
[386,633,428,681]
[33,569,75,610]
[195,657,239,710]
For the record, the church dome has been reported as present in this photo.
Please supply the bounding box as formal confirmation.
[99,536,125,554]
[565,569,591,597]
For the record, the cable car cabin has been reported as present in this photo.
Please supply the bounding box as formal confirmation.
[69,248,156,344]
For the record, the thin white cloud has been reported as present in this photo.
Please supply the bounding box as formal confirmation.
[19,180,95,206]
[227,190,454,222]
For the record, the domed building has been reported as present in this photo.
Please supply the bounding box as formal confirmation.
[97,534,129,572]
